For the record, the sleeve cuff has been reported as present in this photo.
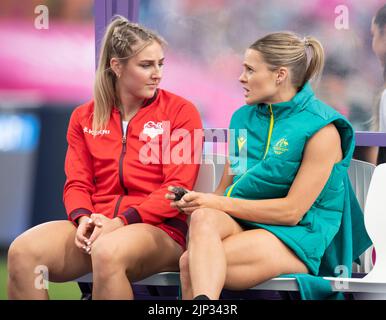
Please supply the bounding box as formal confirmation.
[69,208,92,227]
[117,207,142,225]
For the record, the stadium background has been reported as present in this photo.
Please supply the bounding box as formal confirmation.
[0,0,385,299]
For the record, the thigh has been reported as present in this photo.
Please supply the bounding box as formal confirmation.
[11,220,92,282]
[93,223,184,282]
[188,208,245,240]
[222,229,309,290]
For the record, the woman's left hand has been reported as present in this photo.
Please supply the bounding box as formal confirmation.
[169,191,224,214]
[84,214,124,253]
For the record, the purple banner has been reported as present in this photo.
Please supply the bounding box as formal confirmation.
[94,0,140,65]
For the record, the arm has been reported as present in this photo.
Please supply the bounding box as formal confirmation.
[63,108,96,226]
[364,90,386,165]
[364,146,378,165]
[221,123,342,225]
[213,160,234,195]
[117,103,203,225]
[178,124,342,226]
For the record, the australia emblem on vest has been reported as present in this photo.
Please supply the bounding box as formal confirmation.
[273,138,289,155]
[143,121,164,139]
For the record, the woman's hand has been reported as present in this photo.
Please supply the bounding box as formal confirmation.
[87,214,124,251]
[77,214,124,254]
[75,216,99,255]
[166,188,225,215]
[165,186,189,213]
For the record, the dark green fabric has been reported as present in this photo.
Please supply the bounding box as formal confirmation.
[279,173,371,300]
[280,274,344,300]
[318,174,372,277]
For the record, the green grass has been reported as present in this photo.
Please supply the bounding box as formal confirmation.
[0,257,7,300]
[0,256,81,300]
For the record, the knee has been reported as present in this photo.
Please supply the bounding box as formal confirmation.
[91,238,142,281]
[91,238,120,269]
[8,235,40,279]
[7,239,23,278]
[189,209,216,237]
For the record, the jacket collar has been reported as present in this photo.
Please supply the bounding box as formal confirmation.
[112,89,159,113]
[255,82,315,119]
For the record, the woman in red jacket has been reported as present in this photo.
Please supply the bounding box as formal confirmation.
[7,15,202,300]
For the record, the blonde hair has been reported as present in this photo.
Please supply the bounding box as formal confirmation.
[93,15,166,133]
[250,31,325,89]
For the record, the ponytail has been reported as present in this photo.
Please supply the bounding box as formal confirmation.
[302,36,325,87]
[93,15,165,134]
[250,32,325,89]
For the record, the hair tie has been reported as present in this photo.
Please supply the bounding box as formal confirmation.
[303,38,310,47]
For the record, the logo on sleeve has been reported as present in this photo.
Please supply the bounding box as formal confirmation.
[273,138,289,155]
[143,121,164,139]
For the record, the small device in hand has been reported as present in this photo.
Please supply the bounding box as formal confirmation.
[171,186,189,201]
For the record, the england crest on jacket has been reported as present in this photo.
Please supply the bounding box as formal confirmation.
[142,121,164,139]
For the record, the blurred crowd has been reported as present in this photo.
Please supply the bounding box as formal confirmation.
[140,0,386,129]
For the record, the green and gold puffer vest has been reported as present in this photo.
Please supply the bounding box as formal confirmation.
[225,83,355,275]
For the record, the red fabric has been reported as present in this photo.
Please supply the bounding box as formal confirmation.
[63,89,203,247]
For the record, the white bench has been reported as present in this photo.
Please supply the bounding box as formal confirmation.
[325,162,386,299]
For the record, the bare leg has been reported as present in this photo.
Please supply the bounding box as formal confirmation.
[91,223,183,300]
[187,209,244,299]
[179,251,193,300]
[7,221,92,300]
[223,228,308,290]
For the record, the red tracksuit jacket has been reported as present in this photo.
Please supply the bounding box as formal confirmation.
[63,89,203,248]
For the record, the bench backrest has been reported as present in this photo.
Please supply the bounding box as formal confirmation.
[348,159,376,273]
[362,163,386,280]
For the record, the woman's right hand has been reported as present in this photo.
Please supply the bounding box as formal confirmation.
[75,216,100,254]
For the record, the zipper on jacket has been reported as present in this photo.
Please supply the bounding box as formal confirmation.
[263,104,274,160]
[226,104,275,197]
[113,195,124,218]
[114,113,129,217]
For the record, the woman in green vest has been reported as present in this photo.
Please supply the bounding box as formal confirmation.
[167,31,370,300]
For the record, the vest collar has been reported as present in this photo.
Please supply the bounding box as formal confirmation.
[255,82,314,119]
